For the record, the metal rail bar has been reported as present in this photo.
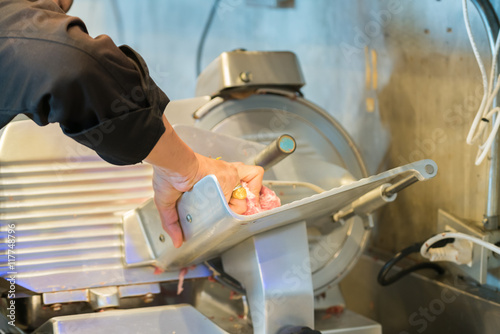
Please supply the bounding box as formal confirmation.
[471,0,500,230]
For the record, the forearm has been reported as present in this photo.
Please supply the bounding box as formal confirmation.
[144,116,199,191]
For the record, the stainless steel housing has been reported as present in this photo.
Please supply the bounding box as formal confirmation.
[0,50,436,333]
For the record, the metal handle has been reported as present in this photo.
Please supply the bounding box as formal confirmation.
[250,134,297,170]
[383,175,419,198]
[332,174,420,224]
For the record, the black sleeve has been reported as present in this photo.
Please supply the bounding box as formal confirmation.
[0,0,168,165]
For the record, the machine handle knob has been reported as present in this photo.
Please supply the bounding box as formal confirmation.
[251,134,296,170]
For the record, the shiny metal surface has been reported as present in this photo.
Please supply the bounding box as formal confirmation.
[134,156,436,272]
[40,283,161,312]
[251,134,296,170]
[472,0,500,46]
[340,254,500,334]
[164,95,211,125]
[222,222,314,334]
[191,277,382,334]
[182,78,374,295]
[122,206,158,268]
[0,121,210,294]
[118,283,160,298]
[187,77,439,303]
[383,174,420,197]
[168,55,435,297]
[43,290,89,305]
[33,304,229,334]
[193,279,252,333]
[188,88,374,296]
[333,183,397,226]
[88,287,119,310]
[195,50,305,97]
[315,310,381,334]
[193,93,368,179]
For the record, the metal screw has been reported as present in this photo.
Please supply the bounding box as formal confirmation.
[239,72,251,83]
[186,214,193,223]
[159,234,165,242]
[425,164,435,174]
[143,293,154,304]
[51,303,62,312]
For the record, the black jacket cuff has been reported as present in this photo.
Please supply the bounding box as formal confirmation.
[65,106,166,165]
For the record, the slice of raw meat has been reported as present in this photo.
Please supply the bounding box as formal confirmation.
[242,182,281,215]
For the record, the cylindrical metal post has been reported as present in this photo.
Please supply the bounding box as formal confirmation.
[250,134,296,170]
[472,0,500,230]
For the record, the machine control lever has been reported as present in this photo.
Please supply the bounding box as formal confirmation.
[383,174,419,197]
[250,134,296,170]
[332,174,419,226]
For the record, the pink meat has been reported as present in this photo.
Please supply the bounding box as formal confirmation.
[177,268,188,295]
[242,182,261,215]
[177,265,197,295]
[260,185,282,211]
[242,182,281,215]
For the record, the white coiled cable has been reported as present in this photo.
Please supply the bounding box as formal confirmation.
[463,0,500,165]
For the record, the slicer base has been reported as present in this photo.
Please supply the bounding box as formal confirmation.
[315,309,381,334]
[33,304,230,334]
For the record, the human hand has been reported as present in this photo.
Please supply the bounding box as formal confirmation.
[226,162,264,214]
[152,153,264,248]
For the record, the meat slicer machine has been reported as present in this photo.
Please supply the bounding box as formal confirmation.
[0,50,437,333]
